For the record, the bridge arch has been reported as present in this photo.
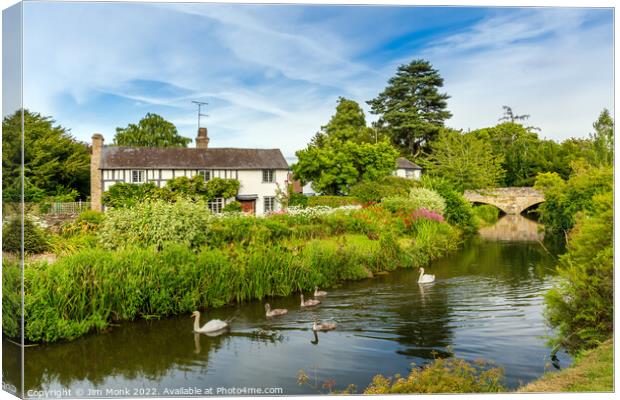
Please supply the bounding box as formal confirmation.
[463,187,544,215]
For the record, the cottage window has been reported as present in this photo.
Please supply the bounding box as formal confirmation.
[198,170,211,182]
[264,196,276,213]
[208,198,224,214]
[262,169,275,183]
[131,170,145,184]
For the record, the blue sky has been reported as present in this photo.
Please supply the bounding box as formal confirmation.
[9,3,615,158]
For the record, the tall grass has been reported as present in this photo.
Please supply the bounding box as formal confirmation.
[10,226,460,343]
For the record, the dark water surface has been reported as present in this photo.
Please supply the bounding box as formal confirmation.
[3,216,570,396]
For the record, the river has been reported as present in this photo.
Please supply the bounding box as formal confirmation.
[2,215,569,396]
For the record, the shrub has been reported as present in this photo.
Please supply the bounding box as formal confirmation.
[349,181,401,203]
[409,187,446,215]
[223,201,242,212]
[307,196,361,208]
[98,199,212,249]
[61,210,105,236]
[288,192,309,207]
[2,216,49,254]
[420,176,478,234]
[380,196,416,213]
[545,190,613,354]
[102,177,241,208]
[535,165,613,233]
[102,182,167,208]
[364,357,505,394]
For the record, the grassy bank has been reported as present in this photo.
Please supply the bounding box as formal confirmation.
[519,339,613,392]
[4,204,461,343]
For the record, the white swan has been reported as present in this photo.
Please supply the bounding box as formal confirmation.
[265,303,288,317]
[314,286,327,297]
[300,294,321,307]
[418,267,435,283]
[191,311,229,333]
[312,318,337,331]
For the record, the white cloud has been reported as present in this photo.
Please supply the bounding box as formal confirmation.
[421,9,613,139]
[18,3,613,158]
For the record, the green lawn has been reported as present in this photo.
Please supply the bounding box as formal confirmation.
[519,339,613,392]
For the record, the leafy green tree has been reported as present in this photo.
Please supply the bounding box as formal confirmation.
[588,108,614,166]
[367,59,451,156]
[545,190,613,353]
[2,109,90,201]
[293,140,399,195]
[114,113,191,147]
[293,99,399,195]
[311,97,380,146]
[420,129,505,190]
[534,162,613,234]
[471,122,545,186]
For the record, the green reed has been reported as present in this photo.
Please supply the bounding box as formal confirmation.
[7,212,461,343]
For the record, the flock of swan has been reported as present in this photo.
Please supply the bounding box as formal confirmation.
[192,269,435,335]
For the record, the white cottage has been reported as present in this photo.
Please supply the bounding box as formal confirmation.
[90,128,290,215]
[394,157,422,180]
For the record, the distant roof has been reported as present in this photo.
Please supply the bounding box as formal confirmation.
[396,157,421,170]
[100,146,289,170]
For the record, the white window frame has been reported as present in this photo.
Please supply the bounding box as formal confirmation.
[198,170,211,182]
[262,169,275,183]
[131,170,146,184]
[208,198,224,214]
[264,196,276,213]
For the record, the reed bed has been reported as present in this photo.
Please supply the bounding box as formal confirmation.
[9,224,458,343]
[5,201,462,343]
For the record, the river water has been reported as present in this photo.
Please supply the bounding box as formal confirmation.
[3,215,569,396]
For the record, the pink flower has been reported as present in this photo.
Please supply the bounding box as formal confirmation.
[411,208,444,222]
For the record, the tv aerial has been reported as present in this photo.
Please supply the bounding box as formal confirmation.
[191,100,209,131]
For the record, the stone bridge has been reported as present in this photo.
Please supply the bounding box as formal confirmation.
[463,187,544,215]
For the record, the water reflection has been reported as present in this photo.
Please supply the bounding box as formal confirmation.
[5,219,568,394]
[479,214,545,242]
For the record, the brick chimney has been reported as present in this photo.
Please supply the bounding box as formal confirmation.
[196,127,210,149]
[91,133,104,211]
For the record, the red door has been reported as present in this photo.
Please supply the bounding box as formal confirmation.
[239,200,256,215]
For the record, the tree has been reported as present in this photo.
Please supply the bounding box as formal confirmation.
[589,108,614,166]
[114,113,191,147]
[471,122,541,186]
[293,140,399,195]
[545,190,613,353]
[367,59,452,157]
[534,162,613,234]
[420,128,505,191]
[311,97,381,147]
[293,99,399,195]
[2,109,90,201]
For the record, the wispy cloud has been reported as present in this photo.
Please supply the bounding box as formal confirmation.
[16,3,613,156]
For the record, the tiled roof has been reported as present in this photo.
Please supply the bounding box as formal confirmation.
[100,146,289,170]
[396,157,421,170]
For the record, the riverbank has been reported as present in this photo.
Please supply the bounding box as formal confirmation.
[3,204,461,343]
[519,339,613,392]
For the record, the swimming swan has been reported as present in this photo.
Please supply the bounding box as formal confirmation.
[314,286,327,297]
[300,294,321,307]
[191,311,229,333]
[312,318,337,331]
[265,303,288,317]
[418,268,435,283]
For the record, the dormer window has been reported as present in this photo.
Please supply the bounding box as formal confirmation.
[262,169,275,183]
